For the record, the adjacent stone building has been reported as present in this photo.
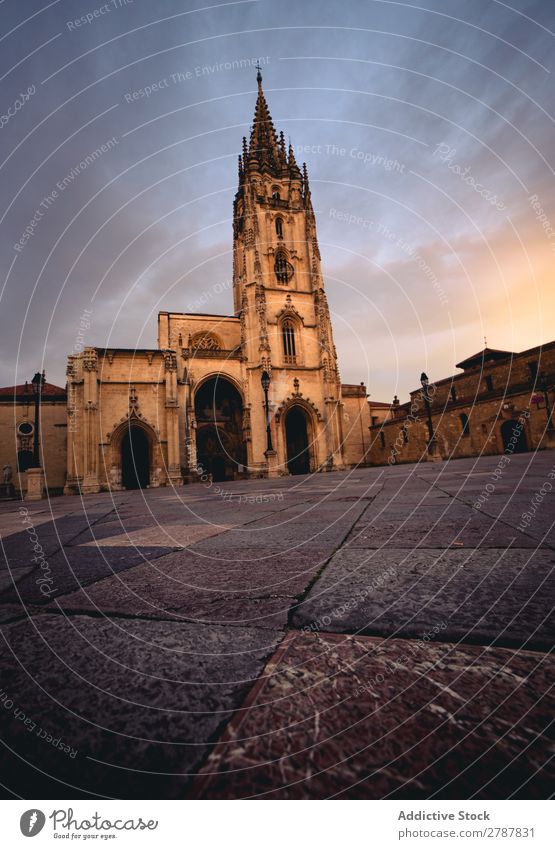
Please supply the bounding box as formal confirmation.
[63,71,371,493]
[0,382,67,496]
[368,342,555,465]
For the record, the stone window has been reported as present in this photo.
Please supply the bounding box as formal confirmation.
[282,319,297,364]
[485,375,494,392]
[271,186,280,200]
[379,431,385,448]
[450,385,457,402]
[275,217,283,238]
[275,250,294,284]
[460,412,470,436]
[528,361,538,382]
[402,425,409,443]
[190,331,222,351]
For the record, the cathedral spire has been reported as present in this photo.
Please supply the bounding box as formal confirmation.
[248,70,282,176]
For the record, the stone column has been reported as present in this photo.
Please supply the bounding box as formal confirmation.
[164,351,183,486]
[324,398,346,471]
[81,348,100,493]
[64,357,81,494]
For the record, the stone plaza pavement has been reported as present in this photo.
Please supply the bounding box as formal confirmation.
[0,452,553,799]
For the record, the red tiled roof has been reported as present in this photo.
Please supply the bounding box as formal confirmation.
[0,381,66,399]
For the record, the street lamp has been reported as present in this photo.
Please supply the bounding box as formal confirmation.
[31,370,45,467]
[538,371,553,430]
[261,370,273,452]
[420,372,434,448]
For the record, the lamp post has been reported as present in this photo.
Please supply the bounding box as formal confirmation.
[420,372,434,449]
[31,370,45,467]
[261,370,273,453]
[538,371,553,430]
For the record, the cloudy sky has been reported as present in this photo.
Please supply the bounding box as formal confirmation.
[0,0,553,401]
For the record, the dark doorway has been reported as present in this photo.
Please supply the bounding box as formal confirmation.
[17,450,34,472]
[285,406,310,475]
[501,419,528,454]
[121,426,150,489]
[194,377,245,481]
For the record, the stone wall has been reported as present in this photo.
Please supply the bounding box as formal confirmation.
[0,397,67,494]
[368,342,555,466]
[341,384,371,467]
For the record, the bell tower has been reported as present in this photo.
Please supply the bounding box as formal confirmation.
[232,69,341,387]
[232,70,345,473]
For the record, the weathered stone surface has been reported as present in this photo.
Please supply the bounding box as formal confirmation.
[344,516,538,549]
[292,548,555,649]
[0,452,553,799]
[0,545,181,605]
[53,547,333,627]
[0,566,34,595]
[193,632,554,799]
[0,614,281,798]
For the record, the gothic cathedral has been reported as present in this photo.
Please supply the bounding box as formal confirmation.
[64,72,370,493]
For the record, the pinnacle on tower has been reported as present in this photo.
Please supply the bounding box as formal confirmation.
[302,161,311,198]
[279,131,288,168]
[242,136,248,170]
[288,142,302,179]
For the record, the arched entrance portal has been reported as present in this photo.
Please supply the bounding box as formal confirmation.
[121,426,150,489]
[285,405,311,475]
[194,377,245,481]
[501,419,528,454]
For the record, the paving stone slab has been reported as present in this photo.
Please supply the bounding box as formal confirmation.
[67,521,233,549]
[343,516,538,549]
[52,547,334,626]
[291,548,555,649]
[0,545,179,605]
[0,614,282,799]
[192,632,554,799]
[0,566,35,595]
[185,523,352,552]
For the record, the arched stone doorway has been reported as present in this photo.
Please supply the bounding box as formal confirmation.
[121,425,150,489]
[194,377,245,481]
[285,405,311,475]
[501,419,528,454]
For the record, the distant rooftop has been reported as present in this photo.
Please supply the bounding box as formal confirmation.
[455,347,513,371]
[0,381,66,401]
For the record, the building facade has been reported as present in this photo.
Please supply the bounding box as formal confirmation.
[63,71,371,494]
[0,382,67,496]
[367,342,555,466]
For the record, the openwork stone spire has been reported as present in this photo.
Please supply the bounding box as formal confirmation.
[248,69,282,175]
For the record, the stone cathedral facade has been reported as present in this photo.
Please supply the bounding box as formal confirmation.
[63,72,371,494]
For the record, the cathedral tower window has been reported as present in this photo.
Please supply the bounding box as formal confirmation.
[275,250,293,284]
[271,186,280,200]
[282,320,297,364]
[275,217,283,238]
